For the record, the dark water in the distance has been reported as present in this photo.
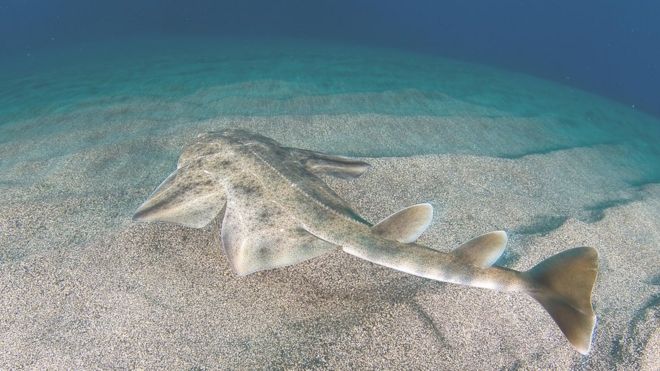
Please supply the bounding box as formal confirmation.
[2,1,660,117]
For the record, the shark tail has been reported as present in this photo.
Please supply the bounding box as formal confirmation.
[526,246,598,354]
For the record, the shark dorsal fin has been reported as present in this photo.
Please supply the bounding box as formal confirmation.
[453,231,508,268]
[372,203,433,243]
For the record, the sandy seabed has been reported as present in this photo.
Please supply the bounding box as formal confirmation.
[0,108,658,369]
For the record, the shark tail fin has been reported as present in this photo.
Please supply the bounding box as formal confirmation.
[526,246,598,355]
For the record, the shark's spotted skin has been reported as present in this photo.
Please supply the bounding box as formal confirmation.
[134,129,599,355]
[133,159,226,228]
[221,173,337,275]
[135,129,371,273]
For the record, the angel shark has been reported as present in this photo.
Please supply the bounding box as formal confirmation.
[133,129,598,354]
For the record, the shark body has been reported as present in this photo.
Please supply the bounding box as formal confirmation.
[134,129,598,354]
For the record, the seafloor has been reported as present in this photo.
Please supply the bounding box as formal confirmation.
[0,40,658,369]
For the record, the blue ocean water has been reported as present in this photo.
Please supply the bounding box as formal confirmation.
[2,38,659,181]
[2,1,660,116]
[1,2,659,176]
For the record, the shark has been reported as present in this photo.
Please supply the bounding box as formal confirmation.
[133,129,598,354]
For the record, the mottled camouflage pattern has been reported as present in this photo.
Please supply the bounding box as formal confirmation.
[134,129,598,354]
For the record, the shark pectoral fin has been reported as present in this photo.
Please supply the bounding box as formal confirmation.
[133,166,226,228]
[221,182,337,276]
[453,231,507,268]
[291,148,371,179]
[372,203,433,243]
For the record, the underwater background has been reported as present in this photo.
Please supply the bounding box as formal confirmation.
[1,1,659,369]
[3,0,660,116]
